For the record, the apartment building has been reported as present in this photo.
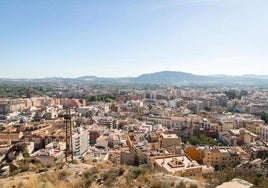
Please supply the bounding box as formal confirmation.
[203,147,241,169]
[185,145,205,164]
[44,108,58,120]
[186,145,244,170]
[44,129,65,146]
[146,116,171,127]
[244,131,259,144]
[72,127,90,156]
[0,132,24,144]
[259,125,268,142]
[89,130,100,145]
[244,119,264,135]
[0,99,25,114]
[96,116,116,128]
[159,133,181,154]
[109,147,135,165]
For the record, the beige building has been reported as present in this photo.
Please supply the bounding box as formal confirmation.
[203,147,241,170]
[154,154,213,176]
[259,125,268,142]
[120,147,135,165]
[244,131,259,144]
[244,119,263,135]
[0,99,25,114]
[0,132,24,143]
[159,133,181,154]
[146,116,171,127]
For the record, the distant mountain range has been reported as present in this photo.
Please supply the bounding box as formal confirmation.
[77,71,268,85]
[1,71,268,86]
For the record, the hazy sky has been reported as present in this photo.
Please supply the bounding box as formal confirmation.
[1,0,268,78]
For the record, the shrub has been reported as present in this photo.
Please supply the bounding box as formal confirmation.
[118,167,125,176]
[84,167,98,178]
[176,181,186,188]
[132,167,145,178]
[23,152,30,158]
[254,176,264,186]
[189,184,198,188]
[58,170,70,180]
[77,178,92,188]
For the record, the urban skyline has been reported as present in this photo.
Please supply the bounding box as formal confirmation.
[1,1,268,186]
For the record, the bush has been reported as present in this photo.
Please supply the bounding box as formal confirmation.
[57,170,70,180]
[132,167,145,178]
[84,167,98,178]
[260,112,268,124]
[23,152,30,158]
[189,184,198,188]
[19,164,30,173]
[176,181,186,188]
[151,182,172,188]
[254,176,264,186]
[119,167,125,176]
[79,178,92,188]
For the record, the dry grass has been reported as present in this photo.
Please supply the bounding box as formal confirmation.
[4,176,40,188]
[2,170,77,188]
[1,160,212,188]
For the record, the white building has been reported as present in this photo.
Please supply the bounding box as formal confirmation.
[259,125,268,142]
[72,127,89,156]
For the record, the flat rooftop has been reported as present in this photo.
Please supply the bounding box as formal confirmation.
[154,155,200,174]
[161,134,178,139]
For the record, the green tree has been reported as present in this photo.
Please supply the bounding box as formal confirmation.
[260,112,268,123]
[188,135,218,146]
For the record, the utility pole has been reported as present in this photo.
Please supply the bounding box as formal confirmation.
[64,108,73,163]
